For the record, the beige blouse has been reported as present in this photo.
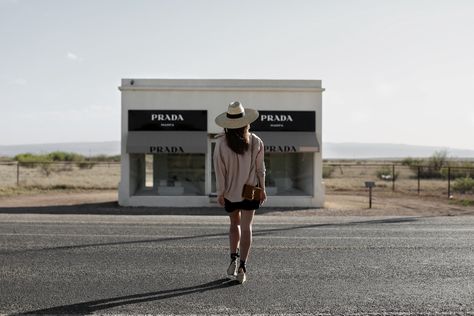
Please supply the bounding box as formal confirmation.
[213,133,266,202]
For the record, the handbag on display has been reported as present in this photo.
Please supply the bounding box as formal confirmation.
[242,133,262,201]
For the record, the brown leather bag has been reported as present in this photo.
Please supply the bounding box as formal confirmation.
[242,184,263,201]
[242,133,262,201]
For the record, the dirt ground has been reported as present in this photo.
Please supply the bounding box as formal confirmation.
[0,189,473,216]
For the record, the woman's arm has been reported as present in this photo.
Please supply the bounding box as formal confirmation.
[213,141,226,206]
[255,138,267,203]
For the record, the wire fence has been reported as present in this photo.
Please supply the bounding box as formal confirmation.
[324,163,474,202]
[0,161,120,189]
[1,161,473,203]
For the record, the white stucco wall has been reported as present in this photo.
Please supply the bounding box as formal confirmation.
[119,79,324,207]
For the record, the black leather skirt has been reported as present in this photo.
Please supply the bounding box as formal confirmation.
[224,198,260,213]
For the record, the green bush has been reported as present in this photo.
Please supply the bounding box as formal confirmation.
[430,150,448,169]
[421,150,448,178]
[440,162,474,180]
[14,153,50,168]
[452,177,474,194]
[403,151,449,179]
[15,152,119,163]
[47,151,85,162]
[323,165,335,179]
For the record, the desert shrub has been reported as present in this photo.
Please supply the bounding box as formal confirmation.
[440,162,474,179]
[15,152,86,163]
[417,166,443,179]
[323,165,335,178]
[421,150,448,178]
[403,151,449,179]
[38,162,74,176]
[430,150,448,170]
[15,152,86,174]
[376,165,399,181]
[452,177,474,194]
[14,153,50,168]
[40,163,53,176]
[77,162,95,169]
[401,157,424,167]
[47,151,85,162]
[441,168,470,180]
[88,155,120,162]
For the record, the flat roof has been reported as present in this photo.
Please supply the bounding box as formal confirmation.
[119,78,324,92]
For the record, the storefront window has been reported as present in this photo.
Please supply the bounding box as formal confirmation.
[154,154,205,196]
[131,153,205,196]
[210,147,313,197]
[265,153,314,196]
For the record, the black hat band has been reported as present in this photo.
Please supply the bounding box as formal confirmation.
[226,113,244,119]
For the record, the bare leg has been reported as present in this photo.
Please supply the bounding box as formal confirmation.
[228,210,241,254]
[239,210,255,262]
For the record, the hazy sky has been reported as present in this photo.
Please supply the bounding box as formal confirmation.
[1,0,473,150]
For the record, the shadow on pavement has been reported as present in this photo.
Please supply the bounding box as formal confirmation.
[0,201,314,216]
[1,217,419,255]
[17,278,239,315]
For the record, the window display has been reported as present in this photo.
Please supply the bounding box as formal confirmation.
[265,153,313,196]
[132,153,205,196]
[211,142,313,196]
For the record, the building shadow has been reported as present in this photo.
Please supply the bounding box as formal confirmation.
[17,278,239,315]
[0,201,311,216]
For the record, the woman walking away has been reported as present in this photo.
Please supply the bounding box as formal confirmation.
[214,101,266,284]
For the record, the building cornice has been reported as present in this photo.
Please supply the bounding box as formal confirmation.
[118,79,325,93]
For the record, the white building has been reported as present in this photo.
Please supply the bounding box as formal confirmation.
[118,79,324,207]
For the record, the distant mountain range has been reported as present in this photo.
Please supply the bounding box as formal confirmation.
[0,141,121,157]
[1,141,474,159]
[324,142,474,159]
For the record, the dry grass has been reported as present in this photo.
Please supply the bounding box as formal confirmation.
[0,185,114,197]
[0,163,120,196]
[0,162,472,203]
[324,164,474,201]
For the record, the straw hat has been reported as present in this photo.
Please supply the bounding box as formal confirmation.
[215,101,259,129]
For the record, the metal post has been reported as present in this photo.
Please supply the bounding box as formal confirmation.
[365,181,375,209]
[369,187,372,208]
[448,167,451,198]
[417,166,421,195]
[17,162,20,186]
[392,164,395,191]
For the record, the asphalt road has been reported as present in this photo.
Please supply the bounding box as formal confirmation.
[1,213,473,315]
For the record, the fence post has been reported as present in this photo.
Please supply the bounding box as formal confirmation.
[17,162,20,186]
[392,164,395,191]
[447,167,451,198]
[417,166,421,195]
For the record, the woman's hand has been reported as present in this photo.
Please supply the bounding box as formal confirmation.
[217,195,225,206]
[259,190,267,205]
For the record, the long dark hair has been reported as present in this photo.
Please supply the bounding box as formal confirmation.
[225,126,250,155]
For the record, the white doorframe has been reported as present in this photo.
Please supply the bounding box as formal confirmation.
[205,135,218,197]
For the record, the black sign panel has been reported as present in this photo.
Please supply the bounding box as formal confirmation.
[251,111,315,132]
[128,110,207,131]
